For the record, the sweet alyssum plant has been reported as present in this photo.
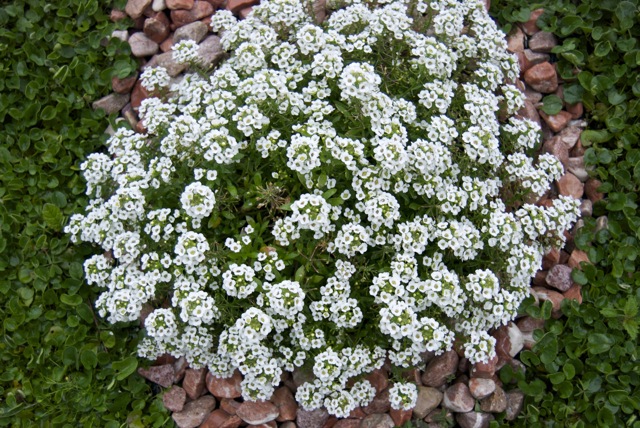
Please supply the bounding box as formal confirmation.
[67,0,580,416]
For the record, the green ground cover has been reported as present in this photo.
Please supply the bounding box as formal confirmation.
[0,0,637,426]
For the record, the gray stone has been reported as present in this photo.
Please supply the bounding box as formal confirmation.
[199,35,225,69]
[296,407,329,428]
[111,30,129,42]
[529,31,558,53]
[413,386,443,419]
[468,378,496,400]
[153,0,167,11]
[173,21,209,43]
[546,264,574,292]
[137,364,175,388]
[163,386,187,412]
[456,412,494,428]
[129,32,159,57]
[505,391,525,421]
[480,386,507,413]
[125,0,152,19]
[360,413,395,428]
[421,350,458,387]
[154,51,189,77]
[172,396,217,428]
[443,383,475,413]
[92,93,130,115]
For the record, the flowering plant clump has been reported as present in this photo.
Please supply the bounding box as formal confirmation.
[68,0,580,416]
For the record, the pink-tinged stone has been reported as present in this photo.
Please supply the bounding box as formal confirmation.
[227,0,259,13]
[173,357,189,383]
[111,9,128,21]
[135,120,147,134]
[203,0,226,7]
[567,102,584,119]
[542,248,560,270]
[237,401,279,425]
[564,284,583,304]
[540,110,573,133]
[333,420,360,428]
[297,407,329,428]
[322,417,337,428]
[183,368,207,400]
[413,387,443,419]
[220,398,242,415]
[206,370,243,398]
[529,31,557,53]
[201,409,243,428]
[571,139,586,158]
[112,74,138,94]
[92,93,130,115]
[493,326,512,361]
[516,100,541,126]
[129,32,159,57]
[568,249,590,269]
[160,36,174,52]
[532,287,565,318]
[390,408,412,426]
[272,387,298,422]
[506,26,524,53]
[545,264,574,292]
[174,20,209,43]
[469,378,496,400]
[365,368,389,394]
[456,412,494,428]
[560,249,571,265]
[280,423,297,428]
[557,126,582,150]
[541,136,569,167]
[402,368,422,385]
[172,396,217,428]
[524,62,558,93]
[518,49,550,73]
[443,383,475,413]
[471,355,498,379]
[155,353,176,365]
[557,173,584,199]
[167,0,195,9]
[144,12,170,44]
[363,388,390,415]
[585,178,604,203]
[480,386,507,413]
[238,6,253,19]
[516,316,545,333]
[247,422,277,428]
[524,86,543,103]
[567,156,588,182]
[421,350,458,387]
[533,271,547,287]
[360,414,395,428]
[505,391,525,421]
[521,8,544,35]
[348,407,366,419]
[171,1,214,26]
[126,0,152,18]
[138,364,175,388]
[163,386,187,412]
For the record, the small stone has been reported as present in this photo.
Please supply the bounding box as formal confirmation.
[469,378,496,400]
[545,264,574,292]
[505,391,525,421]
[563,284,583,304]
[516,100,541,126]
[365,369,389,394]
[199,35,225,68]
[201,409,243,428]
[333,420,360,428]
[237,401,279,425]
[506,26,524,53]
[112,74,138,94]
[360,413,394,428]
[163,386,187,412]
[568,249,589,269]
[363,388,390,415]
[471,355,498,379]
[524,62,558,93]
[585,178,604,203]
[172,396,217,428]
[126,0,152,18]
[281,423,298,428]
[557,126,582,150]
[529,31,557,53]
[111,29,129,42]
[206,370,243,398]
[173,20,209,43]
[518,49,550,73]
[296,407,329,428]
[390,408,412,427]
[542,248,560,270]
[110,9,128,22]
[567,157,588,182]
[516,316,545,333]
[173,357,189,384]
[480,386,507,413]
[541,136,569,167]
[272,387,298,422]
[292,367,315,391]
[183,368,207,400]
[171,1,214,26]
[540,110,573,133]
[456,412,494,428]
[227,0,259,13]
[154,51,189,76]
[167,0,195,9]
[493,323,524,360]
[312,0,327,24]
[92,93,130,115]
[443,383,475,413]
[153,0,167,11]
[220,398,242,415]
[532,287,565,318]
[144,13,171,44]
[238,7,253,19]
[160,36,174,52]
[521,8,544,35]
[567,102,584,119]
[578,199,592,217]
[138,364,175,388]
[557,173,584,199]
[421,350,458,387]
[348,407,366,419]
[129,32,159,57]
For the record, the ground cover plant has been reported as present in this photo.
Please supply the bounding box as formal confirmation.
[0,0,168,426]
[491,0,640,426]
[68,0,582,418]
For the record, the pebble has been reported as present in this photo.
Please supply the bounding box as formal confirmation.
[421,350,458,387]
[469,378,496,400]
[541,136,569,167]
[545,264,574,292]
[173,357,189,383]
[138,364,175,388]
[112,74,138,94]
[154,51,189,76]
[129,32,159,57]
[506,26,524,53]
[521,8,544,35]
[456,411,494,428]
[557,172,585,199]
[227,0,260,13]
[125,0,152,19]
[557,125,583,150]
[199,35,225,68]
[480,386,507,413]
[363,388,390,415]
[505,391,525,421]
[529,31,557,53]
[171,1,214,27]
[167,0,194,9]
[563,284,583,304]
[568,249,589,269]
[313,0,327,24]
[237,401,280,425]
[220,398,242,415]
[540,110,573,133]
[92,93,130,115]
[153,0,167,11]
[360,413,394,428]
[516,316,545,333]
[173,20,209,43]
[516,100,541,126]
[333,420,359,428]
[365,368,389,394]
[130,78,150,109]
[183,368,207,400]
[471,354,498,379]
[524,62,558,93]
[144,12,171,44]
[579,199,593,217]
[389,408,412,427]
[542,248,560,270]
[567,102,584,119]
[518,49,550,73]
[206,370,243,398]
[201,409,242,428]
[296,407,329,428]
[443,383,475,413]
[585,178,604,203]
[532,287,565,318]
[172,396,217,428]
[111,29,129,42]
[238,6,254,19]
[271,387,298,422]
[163,386,187,412]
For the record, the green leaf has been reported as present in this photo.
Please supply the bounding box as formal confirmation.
[588,333,614,354]
[60,294,83,306]
[580,130,611,146]
[42,203,63,230]
[541,95,563,115]
[112,357,138,381]
[40,105,57,121]
[100,331,116,348]
[81,350,98,369]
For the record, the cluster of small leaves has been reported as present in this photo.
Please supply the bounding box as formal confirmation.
[491,0,640,427]
[0,0,167,426]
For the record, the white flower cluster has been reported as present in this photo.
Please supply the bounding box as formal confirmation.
[69,0,581,416]
[140,66,171,92]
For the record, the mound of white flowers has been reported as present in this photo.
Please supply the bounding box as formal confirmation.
[68,0,580,416]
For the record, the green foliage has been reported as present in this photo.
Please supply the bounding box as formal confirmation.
[0,0,168,425]
[491,0,640,426]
